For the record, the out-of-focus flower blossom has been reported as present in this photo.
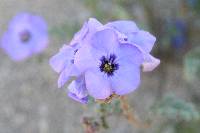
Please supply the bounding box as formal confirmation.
[169,20,187,49]
[106,20,160,72]
[74,29,143,99]
[1,12,49,61]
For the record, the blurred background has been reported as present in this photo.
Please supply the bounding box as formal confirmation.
[0,0,200,132]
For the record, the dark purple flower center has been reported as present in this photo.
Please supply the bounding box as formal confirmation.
[74,49,78,54]
[70,49,79,64]
[124,38,128,41]
[19,30,31,43]
[99,54,119,76]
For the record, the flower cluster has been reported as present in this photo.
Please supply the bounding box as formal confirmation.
[1,13,49,61]
[49,18,160,104]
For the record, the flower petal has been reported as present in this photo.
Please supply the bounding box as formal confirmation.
[87,18,103,33]
[69,22,88,46]
[90,29,119,53]
[68,92,88,104]
[70,18,102,47]
[106,20,139,34]
[49,45,74,73]
[85,69,112,99]
[1,31,32,61]
[68,76,88,99]
[74,44,99,73]
[142,54,160,72]
[57,65,80,88]
[128,30,156,53]
[117,43,144,66]
[111,59,141,95]
[30,15,49,53]
[9,13,33,32]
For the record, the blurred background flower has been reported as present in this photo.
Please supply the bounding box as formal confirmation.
[1,12,49,61]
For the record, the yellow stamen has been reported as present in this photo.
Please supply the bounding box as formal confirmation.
[103,63,112,72]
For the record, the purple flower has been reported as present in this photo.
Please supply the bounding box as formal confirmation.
[1,13,49,61]
[49,18,103,88]
[170,20,187,49]
[50,18,159,103]
[74,29,143,99]
[106,20,160,72]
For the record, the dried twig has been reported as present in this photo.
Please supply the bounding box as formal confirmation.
[120,96,151,128]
